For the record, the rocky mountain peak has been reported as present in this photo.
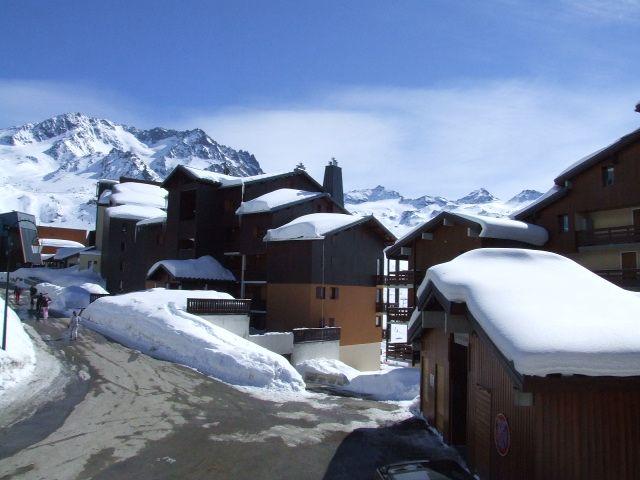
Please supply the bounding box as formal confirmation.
[456,188,497,205]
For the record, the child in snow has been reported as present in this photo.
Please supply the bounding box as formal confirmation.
[29,285,37,308]
[35,293,43,320]
[13,285,22,305]
[68,311,81,341]
[41,294,51,320]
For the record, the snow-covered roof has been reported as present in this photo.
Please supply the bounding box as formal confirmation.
[106,205,166,221]
[181,166,291,188]
[412,248,640,377]
[109,182,167,209]
[52,247,86,261]
[147,255,236,282]
[264,213,367,241]
[510,185,567,220]
[454,212,548,246]
[98,189,112,205]
[387,210,547,254]
[39,238,85,248]
[136,216,166,228]
[236,189,326,215]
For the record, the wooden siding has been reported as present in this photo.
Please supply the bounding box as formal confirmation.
[420,328,451,439]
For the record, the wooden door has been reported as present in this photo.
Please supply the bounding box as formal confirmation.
[621,252,637,279]
[421,358,429,415]
[474,385,492,479]
[435,364,446,432]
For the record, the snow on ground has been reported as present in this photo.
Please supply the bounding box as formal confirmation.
[0,297,36,394]
[7,266,105,288]
[415,248,640,377]
[295,358,419,401]
[35,282,108,316]
[81,288,305,392]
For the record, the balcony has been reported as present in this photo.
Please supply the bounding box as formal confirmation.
[293,327,341,343]
[577,225,640,247]
[387,306,413,321]
[595,269,640,290]
[375,270,425,287]
[186,298,252,315]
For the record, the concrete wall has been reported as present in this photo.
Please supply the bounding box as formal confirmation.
[339,342,380,371]
[198,314,250,338]
[291,340,340,365]
[249,332,294,355]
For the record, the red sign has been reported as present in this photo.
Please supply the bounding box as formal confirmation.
[494,413,510,457]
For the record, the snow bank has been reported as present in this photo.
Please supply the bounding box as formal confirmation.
[147,256,235,281]
[110,182,167,209]
[106,204,166,221]
[36,282,108,316]
[264,213,364,241]
[8,265,105,288]
[416,248,640,377]
[81,289,305,392]
[236,189,325,215]
[0,297,36,393]
[295,358,360,384]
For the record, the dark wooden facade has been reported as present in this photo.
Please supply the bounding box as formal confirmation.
[415,288,640,480]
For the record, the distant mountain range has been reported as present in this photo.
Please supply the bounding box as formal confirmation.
[344,186,543,236]
[0,113,262,227]
[0,113,542,234]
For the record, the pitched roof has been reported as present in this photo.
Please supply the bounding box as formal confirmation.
[264,213,395,243]
[147,255,236,282]
[510,185,568,220]
[386,211,547,257]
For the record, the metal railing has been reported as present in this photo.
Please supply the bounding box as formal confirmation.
[386,342,414,362]
[89,293,111,303]
[375,270,425,286]
[595,269,640,289]
[387,307,413,321]
[293,327,341,344]
[186,298,251,315]
[577,225,640,247]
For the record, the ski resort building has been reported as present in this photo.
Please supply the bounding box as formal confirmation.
[514,125,640,290]
[382,211,547,360]
[0,211,42,269]
[264,213,395,370]
[409,249,640,480]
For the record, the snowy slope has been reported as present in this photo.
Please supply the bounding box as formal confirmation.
[0,113,262,229]
[345,186,543,236]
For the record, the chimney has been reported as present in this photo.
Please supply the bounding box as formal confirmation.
[323,157,344,207]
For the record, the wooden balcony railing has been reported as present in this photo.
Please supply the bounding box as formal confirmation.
[577,225,640,247]
[293,327,341,344]
[595,269,640,289]
[375,270,425,286]
[186,298,251,315]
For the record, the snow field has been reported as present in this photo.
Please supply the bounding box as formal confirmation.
[0,297,36,393]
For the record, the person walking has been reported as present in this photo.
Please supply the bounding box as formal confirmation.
[35,293,43,320]
[29,285,37,309]
[68,311,81,341]
[42,294,51,320]
[13,285,22,305]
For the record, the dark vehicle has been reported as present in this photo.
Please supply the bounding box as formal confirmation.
[375,459,473,480]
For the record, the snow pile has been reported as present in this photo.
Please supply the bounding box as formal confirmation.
[454,212,548,246]
[295,358,419,401]
[8,266,105,288]
[416,248,640,377]
[39,238,85,248]
[264,213,364,241]
[183,166,285,188]
[236,189,325,215]
[147,255,236,281]
[110,182,167,209]
[35,282,108,316]
[0,297,36,392]
[106,204,166,221]
[81,289,305,392]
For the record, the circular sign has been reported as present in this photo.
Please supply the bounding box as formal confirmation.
[494,413,511,457]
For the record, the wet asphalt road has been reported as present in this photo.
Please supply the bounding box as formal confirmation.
[0,310,459,480]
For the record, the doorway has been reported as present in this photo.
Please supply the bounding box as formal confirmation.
[450,336,469,446]
[621,251,637,279]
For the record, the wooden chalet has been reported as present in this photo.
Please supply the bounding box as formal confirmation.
[410,248,640,480]
[264,213,395,370]
[146,255,236,293]
[382,211,547,360]
[515,125,640,290]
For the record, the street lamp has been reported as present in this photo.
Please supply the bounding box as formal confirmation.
[2,219,41,351]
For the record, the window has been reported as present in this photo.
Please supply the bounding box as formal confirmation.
[558,214,570,233]
[330,287,339,299]
[179,190,197,220]
[315,286,326,299]
[121,225,127,233]
[178,238,195,250]
[602,166,615,187]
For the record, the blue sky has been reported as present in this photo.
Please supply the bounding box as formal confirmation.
[1,0,640,198]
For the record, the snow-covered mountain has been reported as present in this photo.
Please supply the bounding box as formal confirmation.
[344,185,543,237]
[0,113,262,228]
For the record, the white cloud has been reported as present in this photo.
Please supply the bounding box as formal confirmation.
[188,82,639,199]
